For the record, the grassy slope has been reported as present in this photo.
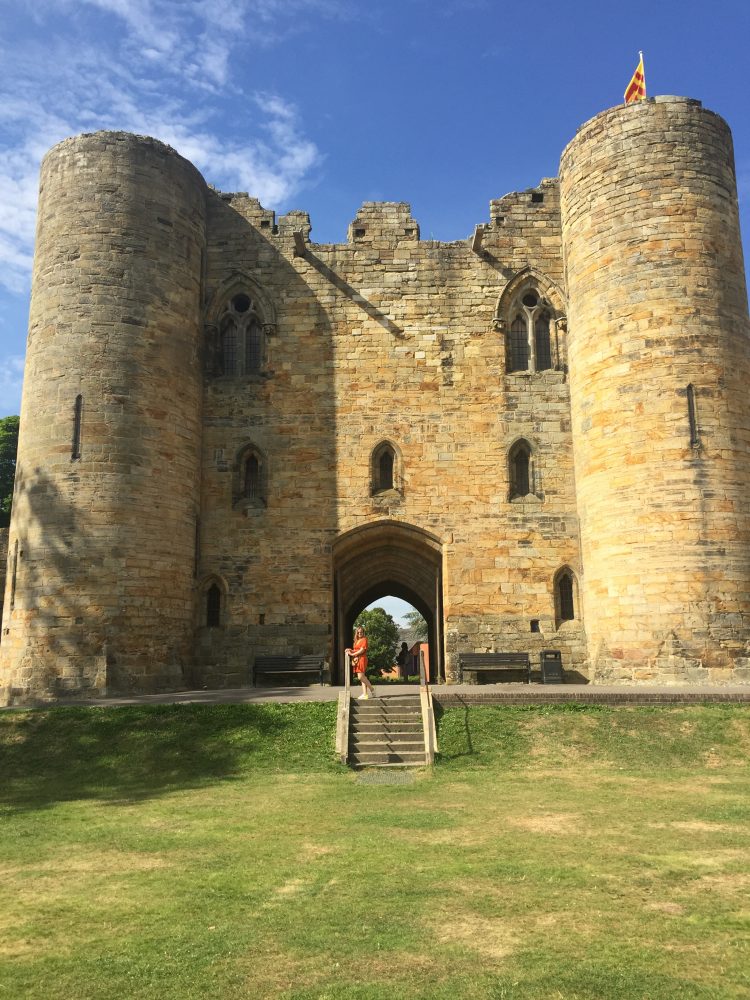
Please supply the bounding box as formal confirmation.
[1,703,749,1000]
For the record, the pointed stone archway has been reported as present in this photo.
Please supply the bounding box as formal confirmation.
[332,520,444,684]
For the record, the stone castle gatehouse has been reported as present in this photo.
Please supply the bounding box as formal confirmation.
[2,95,750,702]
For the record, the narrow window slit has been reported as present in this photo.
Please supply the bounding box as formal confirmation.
[244,454,260,500]
[206,584,221,628]
[194,518,200,578]
[10,539,18,610]
[556,573,575,624]
[379,450,394,491]
[687,384,700,448]
[72,394,83,460]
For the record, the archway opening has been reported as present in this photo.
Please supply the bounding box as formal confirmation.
[332,521,444,685]
[354,596,430,685]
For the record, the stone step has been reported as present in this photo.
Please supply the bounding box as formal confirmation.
[351,706,421,717]
[350,735,424,748]
[352,696,421,704]
[349,750,426,768]
[352,717,421,727]
[350,730,422,742]
[347,693,426,768]
[351,719,422,733]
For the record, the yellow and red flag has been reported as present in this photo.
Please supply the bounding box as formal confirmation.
[624,53,646,103]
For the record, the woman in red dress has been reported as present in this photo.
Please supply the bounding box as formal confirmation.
[347,625,376,699]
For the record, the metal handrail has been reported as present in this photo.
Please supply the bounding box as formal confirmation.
[344,650,351,697]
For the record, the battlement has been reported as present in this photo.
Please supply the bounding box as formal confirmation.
[347,202,420,246]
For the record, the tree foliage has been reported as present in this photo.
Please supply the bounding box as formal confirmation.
[402,609,428,641]
[353,607,400,674]
[0,415,19,528]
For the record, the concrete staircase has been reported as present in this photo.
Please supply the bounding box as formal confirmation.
[348,693,426,768]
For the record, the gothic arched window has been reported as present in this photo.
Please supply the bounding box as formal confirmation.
[379,449,394,491]
[371,441,400,495]
[554,569,577,628]
[219,293,266,377]
[509,440,532,499]
[504,288,556,374]
[234,445,266,508]
[246,318,263,374]
[534,311,552,371]
[509,315,529,372]
[206,584,222,628]
[244,452,261,500]
[221,317,239,376]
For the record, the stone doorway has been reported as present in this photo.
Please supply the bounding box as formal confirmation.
[332,521,444,685]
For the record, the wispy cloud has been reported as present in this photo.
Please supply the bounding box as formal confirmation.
[0,355,24,415]
[0,0,337,294]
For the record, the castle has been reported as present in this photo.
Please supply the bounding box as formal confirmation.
[2,95,750,703]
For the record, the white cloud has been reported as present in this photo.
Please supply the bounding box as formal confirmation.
[0,0,332,297]
[0,356,24,416]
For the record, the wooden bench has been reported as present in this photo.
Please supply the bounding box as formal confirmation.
[458,652,531,684]
[252,655,327,686]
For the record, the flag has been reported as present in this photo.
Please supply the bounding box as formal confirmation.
[624,53,646,103]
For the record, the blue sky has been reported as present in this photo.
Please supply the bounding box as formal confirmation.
[1,0,748,415]
[0,0,748,623]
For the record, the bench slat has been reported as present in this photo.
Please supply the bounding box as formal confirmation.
[253,655,326,686]
[458,652,530,684]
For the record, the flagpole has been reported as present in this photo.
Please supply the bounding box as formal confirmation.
[640,50,646,99]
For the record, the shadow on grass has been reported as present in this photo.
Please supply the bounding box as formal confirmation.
[0,702,339,813]
[433,700,472,759]
[434,700,532,767]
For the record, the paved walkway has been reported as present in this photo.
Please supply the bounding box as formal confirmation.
[7,681,749,709]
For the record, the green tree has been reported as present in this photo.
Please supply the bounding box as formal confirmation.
[353,607,400,674]
[0,415,19,528]
[403,609,428,641]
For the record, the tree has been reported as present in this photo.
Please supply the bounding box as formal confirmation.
[403,608,428,641]
[0,415,19,529]
[353,607,400,675]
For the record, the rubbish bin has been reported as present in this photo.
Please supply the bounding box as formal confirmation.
[540,649,564,684]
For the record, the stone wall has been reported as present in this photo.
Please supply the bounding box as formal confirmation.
[197,182,584,685]
[5,94,750,701]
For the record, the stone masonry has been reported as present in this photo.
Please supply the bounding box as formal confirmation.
[2,95,750,702]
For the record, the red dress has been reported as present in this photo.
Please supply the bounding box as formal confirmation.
[351,636,368,674]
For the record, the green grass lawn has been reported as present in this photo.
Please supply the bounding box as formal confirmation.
[1,702,749,999]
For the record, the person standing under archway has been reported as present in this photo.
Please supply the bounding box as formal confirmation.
[347,625,376,699]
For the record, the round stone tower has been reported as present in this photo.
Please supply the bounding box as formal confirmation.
[0,132,206,701]
[560,97,750,681]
